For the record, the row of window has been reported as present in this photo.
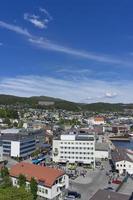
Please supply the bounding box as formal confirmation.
[117,164,132,168]
[60,151,94,155]
[38,186,48,194]
[60,142,93,145]
[60,156,94,160]
[60,147,94,150]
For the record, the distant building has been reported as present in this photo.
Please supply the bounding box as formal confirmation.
[53,131,95,168]
[10,162,69,200]
[38,101,55,106]
[89,189,131,200]
[87,117,105,125]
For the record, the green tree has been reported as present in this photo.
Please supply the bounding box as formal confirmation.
[30,177,38,200]
[18,174,26,187]
[1,167,9,178]
[2,176,12,188]
[0,186,33,200]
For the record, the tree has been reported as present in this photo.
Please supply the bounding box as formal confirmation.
[1,167,9,178]
[2,176,12,188]
[18,174,26,187]
[0,186,33,200]
[30,177,38,200]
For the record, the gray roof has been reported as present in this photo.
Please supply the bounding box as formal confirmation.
[95,143,109,151]
[111,147,132,163]
[89,189,130,200]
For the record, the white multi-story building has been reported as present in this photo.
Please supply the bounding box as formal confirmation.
[53,132,95,168]
[10,162,69,200]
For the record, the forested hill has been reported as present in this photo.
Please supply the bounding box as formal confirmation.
[0,94,131,112]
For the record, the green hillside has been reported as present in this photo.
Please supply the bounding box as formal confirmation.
[0,94,127,112]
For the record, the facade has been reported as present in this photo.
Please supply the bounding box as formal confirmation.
[95,143,109,159]
[53,132,95,168]
[1,135,36,158]
[10,162,69,200]
[111,148,133,174]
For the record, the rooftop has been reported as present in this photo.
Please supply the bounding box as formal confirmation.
[111,147,133,163]
[10,162,65,188]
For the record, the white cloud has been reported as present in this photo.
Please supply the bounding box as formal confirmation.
[0,20,132,66]
[0,21,31,37]
[0,75,133,103]
[29,37,125,65]
[24,8,52,29]
[24,13,47,29]
[105,92,117,98]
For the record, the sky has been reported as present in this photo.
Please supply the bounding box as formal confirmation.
[0,0,133,103]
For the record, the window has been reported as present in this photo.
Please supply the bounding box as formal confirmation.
[42,188,45,193]
[38,187,42,192]
[45,189,48,194]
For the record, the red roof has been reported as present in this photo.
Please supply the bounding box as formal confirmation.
[10,162,65,187]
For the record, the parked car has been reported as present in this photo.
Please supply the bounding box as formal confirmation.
[68,191,81,198]
[64,196,75,200]
[104,187,114,191]
[112,179,122,184]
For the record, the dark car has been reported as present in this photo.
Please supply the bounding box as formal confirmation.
[68,191,81,198]
[105,187,114,191]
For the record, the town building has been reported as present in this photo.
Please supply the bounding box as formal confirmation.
[95,143,109,160]
[0,134,36,158]
[111,147,133,174]
[87,117,105,125]
[10,162,69,200]
[53,132,95,168]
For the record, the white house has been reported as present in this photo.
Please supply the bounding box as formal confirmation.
[111,148,133,175]
[10,162,69,200]
[53,132,95,168]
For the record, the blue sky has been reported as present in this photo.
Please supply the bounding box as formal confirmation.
[0,0,133,103]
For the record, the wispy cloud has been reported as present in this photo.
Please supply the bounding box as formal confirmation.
[0,75,133,103]
[0,20,131,66]
[24,13,47,29]
[39,7,53,21]
[0,21,31,37]
[29,37,124,65]
[24,8,52,29]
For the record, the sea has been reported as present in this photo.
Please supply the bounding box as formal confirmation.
[112,139,133,150]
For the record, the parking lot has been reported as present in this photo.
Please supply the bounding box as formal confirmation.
[67,160,113,200]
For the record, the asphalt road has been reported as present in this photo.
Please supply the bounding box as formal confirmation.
[68,161,111,200]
